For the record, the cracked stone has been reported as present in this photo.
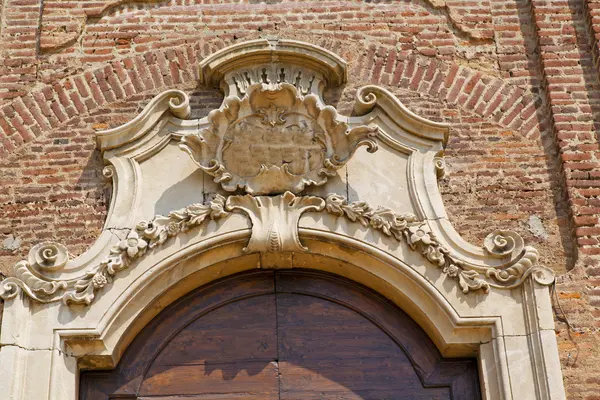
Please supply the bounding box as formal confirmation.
[2,235,21,251]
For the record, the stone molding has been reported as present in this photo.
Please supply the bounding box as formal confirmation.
[199,38,348,96]
[96,89,190,151]
[0,196,229,305]
[0,40,566,400]
[226,192,325,253]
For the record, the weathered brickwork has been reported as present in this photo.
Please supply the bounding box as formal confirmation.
[0,0,599,397]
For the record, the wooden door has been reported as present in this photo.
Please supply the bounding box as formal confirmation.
[80,270,480,399]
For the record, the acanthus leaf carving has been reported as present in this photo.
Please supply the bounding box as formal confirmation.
[0,195,229,306]
[226,191,325,253]
[179,83,378,195]
[322,194,554,293]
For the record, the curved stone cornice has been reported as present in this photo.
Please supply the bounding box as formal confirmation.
[96,89,191,151]
[354,85,449,146]
[199,38,348,96]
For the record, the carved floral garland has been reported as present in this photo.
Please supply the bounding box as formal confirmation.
[0,195,229,305]
[0,193,553,307]
[323,195,487,293]
[322,194,553,292]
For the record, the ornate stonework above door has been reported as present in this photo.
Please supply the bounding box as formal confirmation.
[0,39,566,400]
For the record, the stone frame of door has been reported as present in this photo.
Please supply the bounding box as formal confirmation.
[0,39,566,400]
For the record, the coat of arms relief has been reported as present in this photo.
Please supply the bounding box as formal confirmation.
[0,39,553,306]
[179,82,378,195]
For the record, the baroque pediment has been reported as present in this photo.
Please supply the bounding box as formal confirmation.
[180,82,377,194]
[0,39,553,307]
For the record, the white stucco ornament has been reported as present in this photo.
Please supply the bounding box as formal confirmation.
[179,82,378,194]
[0,39,565,400]
[226,192,325,252]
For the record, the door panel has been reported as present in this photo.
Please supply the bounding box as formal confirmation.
[80,270,480,400]
[140,295,279,398]
[276,293,450,399]
[150,295,278,367]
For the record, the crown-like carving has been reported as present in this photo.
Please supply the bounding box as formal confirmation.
[229,64,318,97]
[200,38,347,97]
[188,39,375,195]
[180,82,378,195]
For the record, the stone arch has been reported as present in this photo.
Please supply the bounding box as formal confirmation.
[79,258,483,399]
[57,231,502,398]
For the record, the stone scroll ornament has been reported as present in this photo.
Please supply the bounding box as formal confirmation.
[0,71,552,306]
[0,191,553,306]
[0,196,229,305]
[322,195,554,293]
[179,82,379,195]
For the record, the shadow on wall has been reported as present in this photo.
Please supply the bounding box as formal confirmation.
[188,84,224,120]
[514,0,578,270]
[154,169,206,217]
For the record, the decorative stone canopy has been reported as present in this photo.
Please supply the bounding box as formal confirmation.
[199,39,348,96]
[0,39,565,400]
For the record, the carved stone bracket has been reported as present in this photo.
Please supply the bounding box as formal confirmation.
[226,191,324,253]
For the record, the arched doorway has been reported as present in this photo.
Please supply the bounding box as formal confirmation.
[80,270,480,399]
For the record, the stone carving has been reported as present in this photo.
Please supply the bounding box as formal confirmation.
[0,192,554,306]
[0,39,553,307]
[179,82,378,195]
[434,157,446,179]
[229,65,319,97]
[323,194,554,293]
[29,242,69,270]
[102,165,115,179]
[226,191,325,253]
[353,85,449,145]
[0,196,228,305]
[96,89,190,151]
[199,39,348,97]
[483,229,524,258]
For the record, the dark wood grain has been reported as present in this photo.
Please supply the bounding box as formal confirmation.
[80,270,480,400]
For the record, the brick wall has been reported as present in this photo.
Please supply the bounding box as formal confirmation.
[0,0,599,397]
